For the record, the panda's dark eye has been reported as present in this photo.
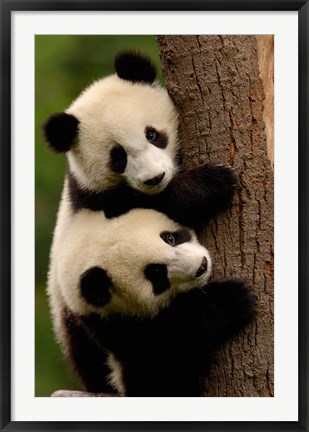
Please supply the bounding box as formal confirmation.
[160,232,176,246]
[166,234,175,245]
[146,127,157,142]
[145,126,168,149]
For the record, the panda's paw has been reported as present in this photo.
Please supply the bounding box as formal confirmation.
[227,279,257,326]
[192,162,238,211]
[207,278,257,322]
[203,162,238,188]
[166,162,238,228]
[191,162,237,188]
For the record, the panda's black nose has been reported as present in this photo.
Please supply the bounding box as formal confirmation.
[143,172,165,186]
[195,257,208,278]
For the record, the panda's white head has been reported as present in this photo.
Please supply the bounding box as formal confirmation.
[57,209,212,317]
[43,51,179,195]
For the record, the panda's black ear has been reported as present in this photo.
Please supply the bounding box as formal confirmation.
[114,50,157,84]
[80,267,113,308]
[43,112,79,153]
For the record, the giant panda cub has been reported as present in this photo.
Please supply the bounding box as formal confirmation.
[52,209,256,397]
[43,50,237,229]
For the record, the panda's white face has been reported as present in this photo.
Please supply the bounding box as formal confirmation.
[66,75,179,194]
[56,209,212,318]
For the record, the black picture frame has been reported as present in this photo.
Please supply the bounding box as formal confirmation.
[1,1,308,431]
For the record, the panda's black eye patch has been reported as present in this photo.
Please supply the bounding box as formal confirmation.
[160,230,192,246]
[144,264,170,295]
[145,127,168,149]
[80,266,112,307]
[110,145,127,174]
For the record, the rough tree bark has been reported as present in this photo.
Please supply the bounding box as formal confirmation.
[157,35,274,397]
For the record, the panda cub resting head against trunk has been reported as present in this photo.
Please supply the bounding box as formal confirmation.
[51,208,256,397]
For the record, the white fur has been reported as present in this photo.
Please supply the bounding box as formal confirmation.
[47,69,179,344]
[50,208,212,321]
[106,353,125,396]
[66,75,179,194]
[47,180,78,348]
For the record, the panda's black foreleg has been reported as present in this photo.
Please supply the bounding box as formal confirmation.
[197,279,257,349]
[62,310,116,394]
[169,279,256,352]
[160,162,237,229]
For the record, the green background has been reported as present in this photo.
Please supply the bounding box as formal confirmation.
[35,35,162,396]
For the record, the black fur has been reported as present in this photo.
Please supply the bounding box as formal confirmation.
[160,229,192,246]
[162,163,238,228]
[43,113,79,153]
[145,126,168,149]
[144,264,170,295]
[66,279,256,396]
[110,145,127,174]
[114,51,157,84]
[62,308,115,393]
[67,162,237,230]
[80,267,112,307]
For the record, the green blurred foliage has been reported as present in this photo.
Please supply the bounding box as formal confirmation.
[35,35,161,396]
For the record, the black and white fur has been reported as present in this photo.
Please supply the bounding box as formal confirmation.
[45,52,238,348]
[52,209,256,397]
[43,50,237,228]
[43,51,245,395]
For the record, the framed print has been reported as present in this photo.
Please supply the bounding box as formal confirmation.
[1,1,308,431]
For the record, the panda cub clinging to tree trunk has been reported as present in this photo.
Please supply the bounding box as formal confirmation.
[43,50,237,229]
[51,208,256,397]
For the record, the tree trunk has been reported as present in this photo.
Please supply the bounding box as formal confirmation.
[157,35,274,397]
